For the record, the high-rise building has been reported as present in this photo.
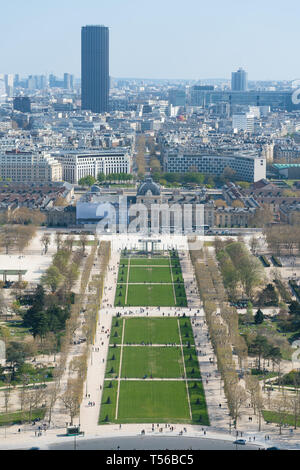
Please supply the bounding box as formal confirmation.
[232,113,255,133]
[64,73,74,90]
[13,96,31,113]
[231,68,248,91]
[4,74,14,97]
[81,25,109,113]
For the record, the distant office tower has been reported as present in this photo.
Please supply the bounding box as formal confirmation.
[168,89,186,107]
[231,68,248,91]
[64,73,74,90]
[81,25,109,113]
[0,75,6,103]
[190,85,215,106]
[4,74,14,97]
[232,113,254,133]
[13,96,31,113]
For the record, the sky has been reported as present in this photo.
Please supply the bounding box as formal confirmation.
[0,0,300,81]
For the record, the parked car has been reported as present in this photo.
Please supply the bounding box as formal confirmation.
[233,439,246,445]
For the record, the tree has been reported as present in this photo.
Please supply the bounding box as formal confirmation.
[65,263,80,293]
[250,335,269,371]
[79,233,88,254]
[6,342,28,378]
[0,226,16,254]
[245,375,260,415]
[270,395,290,435]
[64,234,75,252]
[245,301,254,324]
[60,379,81,425]
[227,383,247,428]
[257,284,278,307]
[78,175,96,187]
[97,173,106,183]
[254,309,264,325]
[41,265,64,293]
[41,233,51,254]
[15,225,36,252]
[249,204,274,228]
[55,232,63,252]
[46,381,60,425]
[3,372,12,413]
[222,166,236,181]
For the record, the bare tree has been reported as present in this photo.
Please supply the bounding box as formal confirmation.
[41,233,51,254]
[60,379,81,425]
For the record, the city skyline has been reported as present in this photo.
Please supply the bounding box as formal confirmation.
[0,0,300,81]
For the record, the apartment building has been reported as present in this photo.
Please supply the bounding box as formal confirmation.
[54,150,131,184]
[163,151,266,182]
[0,151,62,182]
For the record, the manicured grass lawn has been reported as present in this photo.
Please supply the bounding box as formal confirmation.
[121,347,184,378]
[0,408,46,426]
[99,380,118,424]
[182,347,201,379]
[117,266,128,282]
[105,346,122,378]
[188,381,210,425]
[119,258,129,266]
[179,318,195,346]
[129,258,170,266]
[109,318,124,344]
[99,317,209,426]
[126,284,176,307]
[114,285,126,307]
[262,410,300,428]
[171,266,184,282]
[123,318,180,344]
[129,266,172,283]
[115,251,186,307]
[116,381,191,424]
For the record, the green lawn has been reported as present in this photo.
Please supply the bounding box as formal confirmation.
[117,266,128,283]
[115,251,186,307]
[105,346,122,378]
[0,408,46,426]
[126,284,176,307]
[123,318,180,344]
[99,380,118,424]
[182,348,201,379]
[109,318,124,345]
[99,317,209,426]
[129,266,172,283]
[188,381,210,425]
[121,347,184,378]
[179,318,195,346]
[129,258,170,266]
[116,381,191,423]
[262,410,300,428]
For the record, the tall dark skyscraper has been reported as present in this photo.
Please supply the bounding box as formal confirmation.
[231,68,248,91]
[81,25,109,113]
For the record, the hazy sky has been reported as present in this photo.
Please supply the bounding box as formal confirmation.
[1,0,299,80]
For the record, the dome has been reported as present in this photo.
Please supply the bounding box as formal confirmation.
[137,177,161,196]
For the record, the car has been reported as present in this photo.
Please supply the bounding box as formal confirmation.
[28,447,40,450]
[266,446,280,450]
[233,439,246,445]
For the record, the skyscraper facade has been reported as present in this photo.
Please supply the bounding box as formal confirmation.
[231,68,248,91]
[81,25,109,113]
